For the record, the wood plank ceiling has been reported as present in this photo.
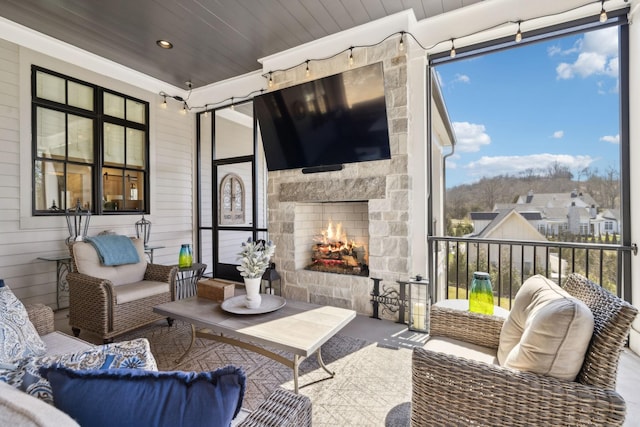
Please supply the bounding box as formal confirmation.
[1,0,482,89]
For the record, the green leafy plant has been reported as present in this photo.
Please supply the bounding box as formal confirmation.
[236,238,276,279]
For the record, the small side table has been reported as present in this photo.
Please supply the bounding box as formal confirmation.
[434,299,510,318]
[175,263,207,300]
[37,255,72,310]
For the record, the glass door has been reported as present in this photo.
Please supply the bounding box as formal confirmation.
[198,101,268,281]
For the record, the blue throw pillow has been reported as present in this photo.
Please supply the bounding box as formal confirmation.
[39,365,246,427]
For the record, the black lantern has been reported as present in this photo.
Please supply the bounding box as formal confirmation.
[135,214,152,247]
[261,262,282,296]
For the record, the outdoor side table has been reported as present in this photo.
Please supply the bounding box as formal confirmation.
[175,263,207,300]
[433,299,510,318]
[37,255,72,310]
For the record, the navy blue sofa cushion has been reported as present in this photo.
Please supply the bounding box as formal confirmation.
[39,365,246,427]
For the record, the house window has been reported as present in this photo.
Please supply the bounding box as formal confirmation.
[32,66,149,215]
[580,224,589,235]
[605,221,614,231]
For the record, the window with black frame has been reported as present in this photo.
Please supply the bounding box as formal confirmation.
[32,66,149,215]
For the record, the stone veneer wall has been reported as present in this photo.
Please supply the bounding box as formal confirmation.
[266,38,411,316]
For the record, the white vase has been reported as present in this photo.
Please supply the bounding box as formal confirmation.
[244,277,262,309]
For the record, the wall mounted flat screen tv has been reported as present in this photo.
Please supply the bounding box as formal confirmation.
[254,62,391,172]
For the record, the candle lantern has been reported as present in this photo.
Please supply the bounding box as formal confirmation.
[135,214,152,247]
[261,262,282,296]
[408,276,430,333]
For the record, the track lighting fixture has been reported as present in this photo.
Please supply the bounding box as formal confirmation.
[450,39,456,58]
[599,1,608,22]
[515,21,523,43]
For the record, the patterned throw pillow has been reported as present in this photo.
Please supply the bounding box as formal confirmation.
[0,282,46,364]
[0,338,157,404]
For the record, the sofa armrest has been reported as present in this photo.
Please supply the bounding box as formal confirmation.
[26,303,55,336]
[238,388,312,427]
[412,346,626,426]
[430,305,504,349]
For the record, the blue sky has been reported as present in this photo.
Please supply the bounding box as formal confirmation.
[436,26,620,188]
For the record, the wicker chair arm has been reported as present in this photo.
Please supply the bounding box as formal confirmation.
[430,305,504,349]
[238,388,312,427]
[26,303,55,335]
[412,347,626,427]
[144,263,178,284]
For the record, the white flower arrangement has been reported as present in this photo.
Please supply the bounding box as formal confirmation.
[236,238,276,279]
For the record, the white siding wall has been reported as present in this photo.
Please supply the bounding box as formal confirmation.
[0,39,194,306]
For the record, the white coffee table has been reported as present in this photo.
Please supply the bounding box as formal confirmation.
[154,296,356,393]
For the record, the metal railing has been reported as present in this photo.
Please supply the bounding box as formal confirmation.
[428,236,636,309]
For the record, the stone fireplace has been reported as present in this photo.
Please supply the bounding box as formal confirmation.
[264,36,422,316]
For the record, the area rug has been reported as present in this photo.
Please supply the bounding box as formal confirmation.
[118,320,412,426]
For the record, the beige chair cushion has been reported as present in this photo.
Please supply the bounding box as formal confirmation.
[114,280,170,304]
[73,238,147,286]
[424,336,498,366]
[497,275,594,381]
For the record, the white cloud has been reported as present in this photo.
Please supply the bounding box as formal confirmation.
[555,26,618,80]
[464,153,595,178]
[453,73,470,84]
[452,121,491,152]
[552,130,564,139]
[600,134,620,144]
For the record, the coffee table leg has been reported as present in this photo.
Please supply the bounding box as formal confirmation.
[175,324,196,364]
[316,347,335,377]
[293,355,300,393]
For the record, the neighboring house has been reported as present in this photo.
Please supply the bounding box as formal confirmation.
[467,209,554,276]
[472,190,619,237]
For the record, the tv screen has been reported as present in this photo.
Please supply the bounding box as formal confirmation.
[254,62,391,171]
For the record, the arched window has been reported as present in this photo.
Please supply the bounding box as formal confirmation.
[219,173,245,225]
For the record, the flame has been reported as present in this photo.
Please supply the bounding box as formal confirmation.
[317,221,348,246]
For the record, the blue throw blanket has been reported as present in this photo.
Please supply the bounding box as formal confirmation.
[85,235,140,266]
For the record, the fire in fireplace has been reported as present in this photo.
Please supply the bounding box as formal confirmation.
[305,221,369,276]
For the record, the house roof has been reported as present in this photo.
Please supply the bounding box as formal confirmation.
[517,191,598,209]
[474,209,547,240]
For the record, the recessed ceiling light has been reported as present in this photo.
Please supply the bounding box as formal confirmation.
[156,40,173,49]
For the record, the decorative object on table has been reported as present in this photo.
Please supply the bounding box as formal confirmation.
[469,271,494,315]
[220,294,286,315]
[178,244,193,268]
[236,238,276,309]
[197,279,235,302]
[135,214,152,246]
[65,199,91,244]
[261,262,281,296]
[408,276,430,332]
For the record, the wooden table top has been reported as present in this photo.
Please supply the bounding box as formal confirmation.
[154,297,356,357]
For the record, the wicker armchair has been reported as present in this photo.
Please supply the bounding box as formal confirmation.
[412,273,638,426]
[67,238,178,343]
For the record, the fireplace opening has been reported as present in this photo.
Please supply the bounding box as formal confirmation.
[305,220,369,276]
